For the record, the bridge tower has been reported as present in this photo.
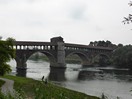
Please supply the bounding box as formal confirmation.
[50,37,66,81]
[50,36,66,68]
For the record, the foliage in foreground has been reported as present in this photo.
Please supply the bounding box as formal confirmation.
[0,80,5,87]
[1,75,99,99]
[0,37,15,76]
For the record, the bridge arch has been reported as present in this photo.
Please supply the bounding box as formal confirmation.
[92,53,110,66]
[26,51,56,67]
[15,50,57,67]
[65,51,90,66]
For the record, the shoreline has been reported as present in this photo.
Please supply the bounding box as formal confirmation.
[0,75,100,99]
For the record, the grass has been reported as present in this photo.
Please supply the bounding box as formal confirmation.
[0,75,100,99]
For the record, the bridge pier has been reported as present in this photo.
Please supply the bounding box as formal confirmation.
[50,37,66,68]
[48,67,66,81]
[16,67,27,77]
[16,54,27,77]
[16,61,27,77]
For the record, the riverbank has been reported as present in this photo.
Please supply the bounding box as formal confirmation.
[0,75,99,99]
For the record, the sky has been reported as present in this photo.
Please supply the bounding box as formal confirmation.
[0,0,132,45]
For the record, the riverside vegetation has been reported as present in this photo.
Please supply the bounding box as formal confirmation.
[0,80,5,87]
[0,37,15,76]
[0,75,99,99]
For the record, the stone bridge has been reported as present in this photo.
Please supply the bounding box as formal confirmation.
[13,37,113,76]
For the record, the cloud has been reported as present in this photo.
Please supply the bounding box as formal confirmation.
[66,1,87,20]
[0,0,132,44]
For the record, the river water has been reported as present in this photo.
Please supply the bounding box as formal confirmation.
[9,60,132,99]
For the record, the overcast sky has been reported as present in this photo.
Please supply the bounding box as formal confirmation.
[0,0,132,45]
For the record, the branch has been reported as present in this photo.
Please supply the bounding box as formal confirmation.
[122,1,132,24]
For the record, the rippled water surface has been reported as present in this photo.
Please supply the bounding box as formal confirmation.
[9,60,132,99]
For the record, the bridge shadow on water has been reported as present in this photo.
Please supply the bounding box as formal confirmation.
[16,63,132,82]
[16,66,67,81]
[16,68,27,77]
[77,67,132,82]
[48,67,66,81]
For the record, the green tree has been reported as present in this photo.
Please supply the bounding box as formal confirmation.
[89,40,113,47]
[117,43,123,47]
[106,40,112,47]
[0,37,15,76]
[89,41,94,46]
[112,45,132,69]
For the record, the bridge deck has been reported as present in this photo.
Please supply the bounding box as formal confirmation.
[14,41,113,51]
[65,43,113,51]
[14,41,55,46]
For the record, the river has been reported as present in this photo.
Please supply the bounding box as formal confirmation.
[9,60,132,99]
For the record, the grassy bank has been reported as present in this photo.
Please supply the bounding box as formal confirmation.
[0,75,99,99]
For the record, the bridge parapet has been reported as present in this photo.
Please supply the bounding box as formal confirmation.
[14,41,113,52]
[65,43,113,53]
[14,41,56,50]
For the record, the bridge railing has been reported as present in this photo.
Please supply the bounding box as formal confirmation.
[13,41,113,52]
[14,41,56,51]
[65,43,113,52]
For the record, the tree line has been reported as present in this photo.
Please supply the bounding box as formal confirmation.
[89,40,132,69]
[112,45,132,69]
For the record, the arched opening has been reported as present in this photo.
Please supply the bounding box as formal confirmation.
[26,52,52,80]
[92,53,110,67]
[65,52,90,81]
[66,54,82,64]
[66,52,90,67]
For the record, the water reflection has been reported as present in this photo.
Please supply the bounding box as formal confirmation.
[77,67,132,82]
[100,68,132,82]
[16,67,26,77]
[48,67,66,81]
[78,69,103,80]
